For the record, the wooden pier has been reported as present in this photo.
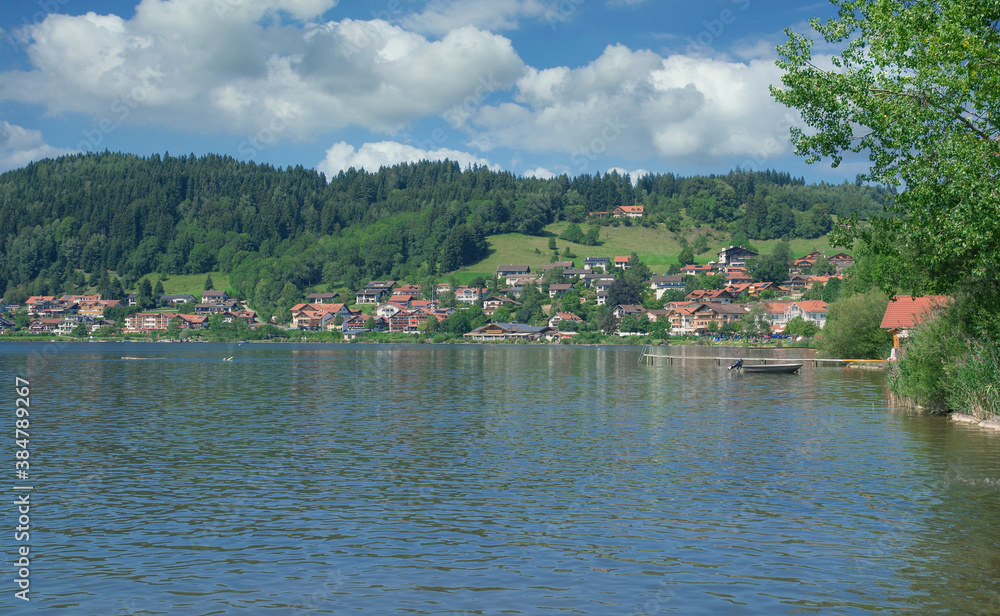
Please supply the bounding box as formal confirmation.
[638,345,888,367]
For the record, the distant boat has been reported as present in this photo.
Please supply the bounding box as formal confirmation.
[733,362,802,374]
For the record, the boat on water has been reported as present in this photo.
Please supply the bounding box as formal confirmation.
[728,359,802,374]
[741,363,802,374]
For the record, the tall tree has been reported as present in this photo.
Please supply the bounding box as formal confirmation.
[772,0,1000,292]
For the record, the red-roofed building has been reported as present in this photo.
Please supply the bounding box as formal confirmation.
[612,205,644,218]
[881,295,950,355]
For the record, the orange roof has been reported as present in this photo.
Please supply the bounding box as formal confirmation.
[766,301,794,314]
[795,300,829,313]
[881,295,949,329]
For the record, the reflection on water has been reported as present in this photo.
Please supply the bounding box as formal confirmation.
[2,342,998,614]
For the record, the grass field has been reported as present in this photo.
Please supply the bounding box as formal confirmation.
[137,272,232,296]
[453,222,850,278]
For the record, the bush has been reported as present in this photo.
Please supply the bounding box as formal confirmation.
[817,289,892,359]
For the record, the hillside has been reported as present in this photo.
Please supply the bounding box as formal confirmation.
[1,152,883,318]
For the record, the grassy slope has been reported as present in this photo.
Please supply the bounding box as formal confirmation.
[454,222,848,278]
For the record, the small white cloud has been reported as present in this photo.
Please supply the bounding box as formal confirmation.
[0,121,76,173]
[317,140,496,175]
[522,166,555,179]
[608,167,650,185]
[400,0,546,36]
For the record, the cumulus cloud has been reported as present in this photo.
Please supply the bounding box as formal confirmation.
[0,0,526,137]
[608,167,650,185]
[401,0,547,36]
[469,43,804,172]
[317,140,496,175]
[522,167,555,179]
[0,121,76,173]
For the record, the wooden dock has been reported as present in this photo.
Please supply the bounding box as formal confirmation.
[638,345,888,367]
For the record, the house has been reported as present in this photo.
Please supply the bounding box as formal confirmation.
[291,303,351,329]
[612,205,644,218]
[593,278,616,293]
[665,305,701,335]
[691,303,747,333]
[28,318,63,333]
[173,314,208,330]
[784,275,810,289]
[880,295,949,356]
[497,265,531,282]
[596,291,610,306]
[681,263,714,276]
[548,312,583,328]
[828,253,854,274]
[395,284,421,297]
[613,256,631,270]
[583,256,611,271]
[305,292,341,304]
[650,275,685,291]
[562,268,588,279]
[355,281,394,305]
[539,261,574,273]
[612,304,646,319]
[726,269,752,285]
[482,296,522,316]
[201,290,228,304]
[158,294,196,306]
[548,283,573,298]
[195,299,240,314]
[805,275,844,290]
[786,300,829,329]
[0,316,15,332]
[124,312,174,332]
[455,287,487,304]
[464,322,557,341]
[684,289,738,304]
[717,246,759,269]
[376,302,406,318]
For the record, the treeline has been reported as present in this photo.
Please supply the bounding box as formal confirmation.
[1,152,887,317]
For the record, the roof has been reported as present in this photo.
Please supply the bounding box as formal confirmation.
[794,300,829,313]
[881,295,949,329]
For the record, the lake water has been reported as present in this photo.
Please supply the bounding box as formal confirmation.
[2,342,999,615]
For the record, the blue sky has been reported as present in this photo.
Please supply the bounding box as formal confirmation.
[0,0,863,183]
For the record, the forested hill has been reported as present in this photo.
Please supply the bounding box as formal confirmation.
[0,152,887,316]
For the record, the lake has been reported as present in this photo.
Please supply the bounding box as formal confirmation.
[2,342,998,614]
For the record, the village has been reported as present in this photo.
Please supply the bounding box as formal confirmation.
[0,246,857,343]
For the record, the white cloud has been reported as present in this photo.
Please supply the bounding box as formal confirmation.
[522,167,555,179]
[317,140,496,175]
[0,0,526,138]
[468,43,804,172]
[608,167,650,185]
[400,0,547,36]
[0,121,76,173]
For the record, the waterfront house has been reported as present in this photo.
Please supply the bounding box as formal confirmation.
[124,312,173,332]
[880,295,950,356]
[464,322,556,342]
